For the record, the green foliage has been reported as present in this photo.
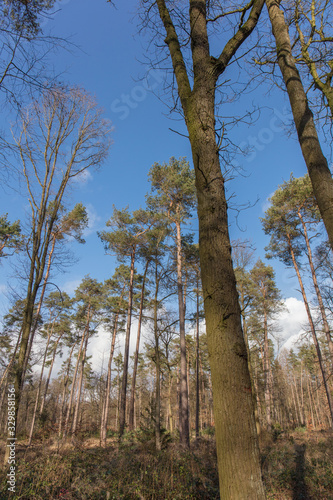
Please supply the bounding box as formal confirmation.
[0,0,56,35]
[147,157,196,223]
[0,213,23,258]
[261,174,321,266]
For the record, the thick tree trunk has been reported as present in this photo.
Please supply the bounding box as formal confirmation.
[119,248,135,437]
[154,0,265,494]
[266,0,333,251]
[186,98,265,495]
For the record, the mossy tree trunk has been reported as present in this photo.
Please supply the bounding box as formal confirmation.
[155,0,266,495]
[266,0,333,251]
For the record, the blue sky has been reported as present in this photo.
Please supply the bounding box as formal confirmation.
[1,0,329,355]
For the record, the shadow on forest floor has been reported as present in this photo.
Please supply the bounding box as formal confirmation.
[0,430,332,499]
[262,429,333,500]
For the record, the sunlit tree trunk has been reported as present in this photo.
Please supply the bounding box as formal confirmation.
[129,259,149,431]
[266,0,333,251]
[119,248,136,437]
[288,236,333,426]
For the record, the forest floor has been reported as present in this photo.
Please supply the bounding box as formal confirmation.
[0,428,332,499]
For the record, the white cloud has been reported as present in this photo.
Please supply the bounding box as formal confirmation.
[72,169,93,185]
[275,296,309,353]
[62,279,82,295]
[261,192,274,213]
[83,203,101,237]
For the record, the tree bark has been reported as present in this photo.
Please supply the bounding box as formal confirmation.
[175,219,190,447]
[288,236,333,426]
[129,259,149,431]
[195,277,200,439]
[119,247,135,437]
[298,210,333,368]
[58,341,77,437]
[263,309,272,430]
[266,0,333,251]
[154,0,266,495]
[101,299,122,446]
[28,320,54,445]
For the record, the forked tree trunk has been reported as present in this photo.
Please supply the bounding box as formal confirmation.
[266,0,333,251]
[155,0,265,494]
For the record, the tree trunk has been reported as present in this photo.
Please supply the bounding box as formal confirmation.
[263,309,272,430]
[63,328,87,438]
[129,259,149,431]
[28,320,54,445]
[266,0,333,251]
[289,237,333,426]
[72,321,90,436]
[101,302,122,446]
[39,332,64,418]
[58,342,77,437]
[195,280,200,439]
[175,219,190,447]
[298,210,333,368]
[155,0,265,494]
[119,247,135,437]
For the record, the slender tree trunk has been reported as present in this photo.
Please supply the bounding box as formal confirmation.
[63,329,87,438]
[289,237,333,426]
[129,259,149,431]
[22,236,57,389]
[58,342,77,437]
[28,321,54,445]
[307,376,315,430]
[266,0,333,251]
[119,247,136,437]
[39,332,63,418]
[101,303,122,446]
[263,309,272,430]
[153,259,161,450]
[195,281,200,439]
[72,323,90,437]
[298,210,333,368]
[175,219,190,447]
